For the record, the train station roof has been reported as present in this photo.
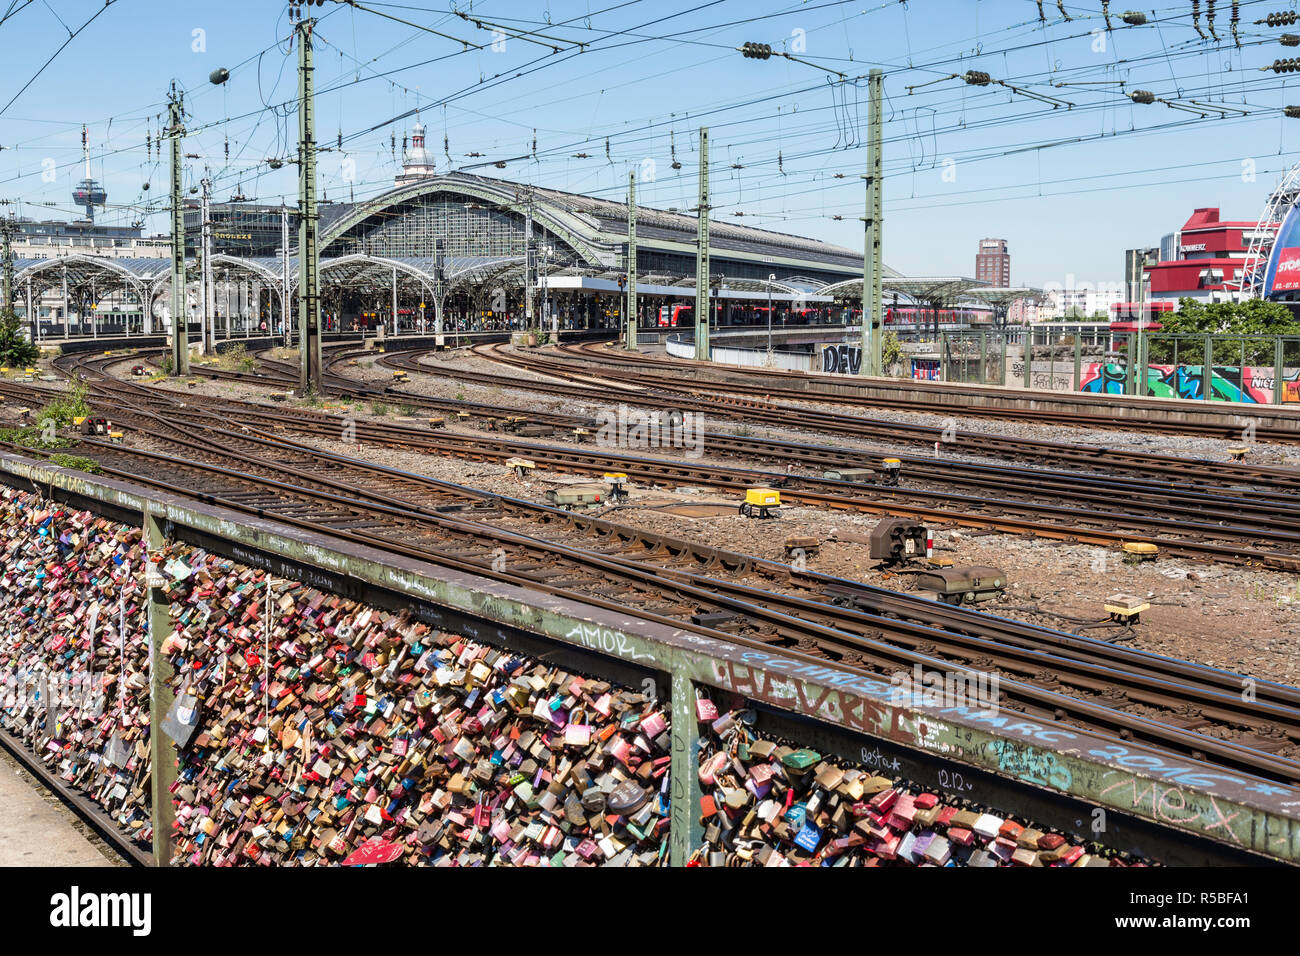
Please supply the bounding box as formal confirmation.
[816,275,991,303]
[316,172,890,282]
[970,286,1048,307]
[13,255,172,297]
[202,253,531,295]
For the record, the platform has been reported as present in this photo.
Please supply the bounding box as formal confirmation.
[0,749,117,867]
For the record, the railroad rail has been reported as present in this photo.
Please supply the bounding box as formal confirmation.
[377,344,1300,491]
[546,338,1300,443]
[5,351,1300,789]
[59,348,1300,571]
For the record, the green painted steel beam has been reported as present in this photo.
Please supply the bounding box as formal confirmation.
[144,506,178,867]
[668,670,705,865]
[626,172,638,353]
[694,127,711,362]
[168,87,188,376]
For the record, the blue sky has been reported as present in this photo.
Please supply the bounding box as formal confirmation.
[1,0,1297,288]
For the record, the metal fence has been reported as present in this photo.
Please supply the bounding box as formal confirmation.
[938,330,1300,405]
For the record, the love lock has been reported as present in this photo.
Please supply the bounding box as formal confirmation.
[606,781,649,816]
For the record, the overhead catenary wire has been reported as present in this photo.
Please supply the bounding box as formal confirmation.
[5,0,1298,244]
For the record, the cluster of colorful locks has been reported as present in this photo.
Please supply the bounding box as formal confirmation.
[0,488,1135,866]
[689,713,1138,867]
[0,489,153,848]
[155,544,672,866]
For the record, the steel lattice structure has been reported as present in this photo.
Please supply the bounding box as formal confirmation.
[1238,161,1300,300]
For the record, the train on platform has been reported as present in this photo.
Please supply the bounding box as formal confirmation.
[654,303,841,328]
[651,302,995,332]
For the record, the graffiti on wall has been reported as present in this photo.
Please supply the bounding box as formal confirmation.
[911,358,940,380]
[822,344,862,375]
[1079,363,1300,404]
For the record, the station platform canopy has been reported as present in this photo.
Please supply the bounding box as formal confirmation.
[816,275,991,305]
[970,286,1048,308]
[200,253,531,295]
[314,172,884,288]
[13,255,172,298]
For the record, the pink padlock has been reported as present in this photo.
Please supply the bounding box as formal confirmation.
[607,735,633,766]
[640,711,667,737]
[695,698,719,722]
[564,708,592,747]
[698,751,728,785]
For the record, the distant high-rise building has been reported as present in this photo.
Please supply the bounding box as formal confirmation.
[976,238,1010,286]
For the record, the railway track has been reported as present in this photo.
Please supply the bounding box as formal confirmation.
[91,343,1300,493]
[6,352,1300,788]
[52,434,1300,785]
[546,338,1300,443]
[373,344,1300,491]
[65,348,1300,571]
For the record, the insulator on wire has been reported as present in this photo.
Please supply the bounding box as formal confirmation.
[1262,11,1300,26]
[1121,10,1147,25]
[1285,105,1300,118]
[741,41,773,59]
[1283,34,1300,46]
[1129,89,1156,104]
[1271,57,1300,73]
[963,70,991,85]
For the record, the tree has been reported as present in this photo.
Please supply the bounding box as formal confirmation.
[0,307,37,368]
[881,330,903,373]
[1158,297,1300,335]
[1149,298,1300,366]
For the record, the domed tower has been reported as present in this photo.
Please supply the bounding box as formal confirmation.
[396,122,437,185]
